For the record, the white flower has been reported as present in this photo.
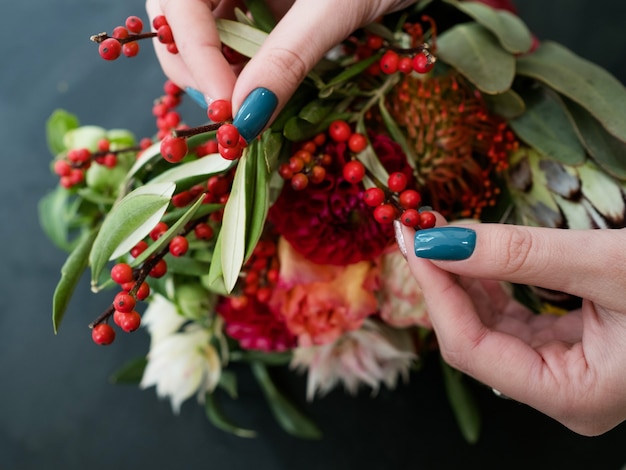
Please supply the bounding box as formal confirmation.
[140,295,221,414]
[379,248,432,329]
[290,319,417,400]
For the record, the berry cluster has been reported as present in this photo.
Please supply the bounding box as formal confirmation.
[379,46,435,75]
[232,238,279,308]
[91,14,177,61]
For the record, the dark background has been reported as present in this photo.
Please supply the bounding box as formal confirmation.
[3,1,626,469]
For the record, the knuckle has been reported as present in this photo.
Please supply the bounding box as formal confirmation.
[260,48,309,92]
[495,227,535,275]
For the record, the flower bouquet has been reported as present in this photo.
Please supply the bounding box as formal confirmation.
[40,0,626,442]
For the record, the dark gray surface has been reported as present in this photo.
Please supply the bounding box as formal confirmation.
[3,1,626,469]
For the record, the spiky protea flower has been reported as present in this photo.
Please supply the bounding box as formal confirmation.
[384,72,519,220]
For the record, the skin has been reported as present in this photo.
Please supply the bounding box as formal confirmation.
[399,217,626,436]
[145,0,626,436]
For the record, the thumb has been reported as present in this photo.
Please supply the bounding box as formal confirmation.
[231,0,414,142]
[406,223,626,312]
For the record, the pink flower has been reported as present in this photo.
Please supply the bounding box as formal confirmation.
[378,248,432,329]
[269,238,379,347]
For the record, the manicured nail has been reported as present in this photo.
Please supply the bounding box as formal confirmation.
[185,87,210,109]
[233,87,278,143]
[414,227,476,261]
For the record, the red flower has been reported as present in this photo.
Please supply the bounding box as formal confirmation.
[472,0,517,13]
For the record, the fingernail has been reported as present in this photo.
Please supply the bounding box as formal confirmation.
[414,227,476,261]
[393,220,408,260]
[233,87,278,143]
[185,87,210,109]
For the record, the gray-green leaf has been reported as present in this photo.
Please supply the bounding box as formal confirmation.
[441,360,482,444]
[216,18,268,58]
[46,109,80,155]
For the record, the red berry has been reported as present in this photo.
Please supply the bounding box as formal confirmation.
[348,133,368,153]
[113,291,136,313]
[400,209,420,227]
[130,240,149,258]
[152,15,168,30]
[97,139,110,152]
[149,259,168,278]
[112,26,129,39]
[207,99,232,123]
[99,38,122,61]
[363,187,385,207]
[328,120,352,142]
[291,173,309,191]
[122,41,140,58]
[125,16,143,34]
[379,50,399,74]
[110,263,134,284]
[419,211,437,229]
[207,175,229,196]
[53,160,72,177]
[216,123,240,148]
[194,223,214,240]
[399,189,422,209]
[342,160,366,184]
[169,235,189,257]
[366,34,384,50]
[114,310,141,333]
[166,42,178,54]
[398,56,414,74]
[136,282,151,301]
[92,323,115,345]
[218,143,243,160]
[164,79,182,96]
[387,172,408,193]
[413,52,435,74]
[157,25,174,44]
[309,165,326,184]
[160,135,188,163]
[150,221,168,240]
[172,191,193,208]
[373,204,396,224]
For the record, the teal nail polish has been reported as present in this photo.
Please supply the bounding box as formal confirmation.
[185,87,208,109]
[233,87,278,143]
[414,227,476,261]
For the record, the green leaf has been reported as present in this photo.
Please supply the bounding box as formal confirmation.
[437,22,515,94]
[261,131,284,174]
[63,126,107,152]
[243,0,277,32]
[216,18,268,58]
[220,155,248,293]
[164,255,212,276]
[149,154,234,184]
[131,194,205,267]
[299,99,337,124]
[52,228,98,334]
[509,87,586,165]
[231,350,292,366]
[250,362,322,439]
[38,187,76,252]
[446,0,533,54]
[109,356,148,384]
[203,233,228,295]
[46,109,80,155]
[377,100,415,172]
[218,370,239,399]
[244,141,270,258]
[516,41,626,143]
[562,97,626,180]
[89,182,175,289]
[321,55,380,90]
[441,360,482,444]
[483,89,525,119]
[205,393,257,438]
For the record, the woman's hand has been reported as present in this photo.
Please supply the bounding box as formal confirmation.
[398,219,626,436]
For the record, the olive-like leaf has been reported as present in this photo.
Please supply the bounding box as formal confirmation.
[562,97,626,180]
[216,18,268,58]
[516,41,626,143]
[377,100,416,171]
[149,153,234,184]
[124,140,162,184]
[205,393,257,438]
[163,256,212,276]
[321,55,380,90]
[250,362,322,439]
[509,87,586,165]
[109,356,148,384]
[52,228,98,334]
[203,233,228,295]
[89,182,175,289]
[244,141,270,259]
[46,109,79,155]
[298,99,336,125]
[38,187,76,252]
[437,22,515,94]
[220,153,249,293]
[445,0,533,54]
[441,360,482,444]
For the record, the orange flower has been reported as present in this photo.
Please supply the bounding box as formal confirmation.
[270,238,379,347]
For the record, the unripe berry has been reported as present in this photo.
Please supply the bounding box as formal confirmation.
[92,323,115,345]
[342,160,366,184]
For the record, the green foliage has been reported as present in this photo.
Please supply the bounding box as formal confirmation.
[46,109,79,155]
[109,357,148,384]
[441,359,482,444]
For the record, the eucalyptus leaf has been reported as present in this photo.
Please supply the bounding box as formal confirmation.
[483,89,525,119]
[205,393,257,438]
[562,97,626,180]
[441,360,482,444]
[516,41,626,143]
[52,228,98,333]
[446,0,533,54]
[38,187,76,252]
[89,182,175,289]
[250,362,322,439]
[509,87,586,165]
[437,22,515,94]
[216,19,268,58]
[149,154,234,184]
[109,356,148,384]
[220,154,248,293]
[46,109,79,155]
